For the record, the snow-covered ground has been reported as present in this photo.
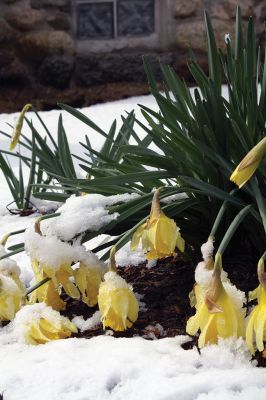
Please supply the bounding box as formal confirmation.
[1,92,266,400]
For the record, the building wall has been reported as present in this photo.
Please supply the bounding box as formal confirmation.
[0,0,265,111]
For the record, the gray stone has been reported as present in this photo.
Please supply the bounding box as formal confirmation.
[0,51,29,84]
[38,55,73,88]
[175,19,235,52]
[0,0,17,4]
[174,0,198,18]
[30,0,70,11]
[19,31,74,60]
[47,11,71,31]
[205,0,254,20]
[75,52,174,87]
[5,7,46,31]
[0,18,16,45]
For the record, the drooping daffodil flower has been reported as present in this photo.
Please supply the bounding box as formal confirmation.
[186,253,245,348]
[75,254,107,307]
[29,258,66,311]
[246,257,266,355]
[0,233,25,295]
[230,137,266,188]
[0,234,25,320]
[14,303,77,345]
[25,219,83,310]
[98,246,139,331]
[131,189,185,260]
[0,274,25,321]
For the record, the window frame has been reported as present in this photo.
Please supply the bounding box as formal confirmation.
[73,0,172,53]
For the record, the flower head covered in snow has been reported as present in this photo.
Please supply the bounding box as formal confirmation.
[230,137,266,188]
[14,303,77,345]
[27,218,80,311]
[98,246,139,331]
[75,253,107,307]
[246,257,266,355]
[0,233,25,321]
[186,253,245,348]
[130,188,185,260]
[0,233,25,294]
[189,237,215,309]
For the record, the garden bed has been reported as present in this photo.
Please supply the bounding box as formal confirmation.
[63,255,266,367]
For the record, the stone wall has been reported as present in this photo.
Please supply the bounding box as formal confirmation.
[0,0,265,112]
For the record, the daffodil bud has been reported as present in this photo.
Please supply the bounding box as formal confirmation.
[10,104,32,151]
[14,303,77,345]
[230,137,266,188]
[131,188,185,260]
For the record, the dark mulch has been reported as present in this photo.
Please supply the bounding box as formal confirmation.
[62,254,266,367]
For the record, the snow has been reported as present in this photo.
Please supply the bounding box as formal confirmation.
[41,193,139,241]
[72,310,101,332]
[24,226,87,270]
[1,89,266,400]
[0,333,266,400]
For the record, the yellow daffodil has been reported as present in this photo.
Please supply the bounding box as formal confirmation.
[29,259,66,311]
[75,261,105,307]
[230,137,266,188]
[186,253,245,348]
[14,303,77,345]
[0,234,26,295]
[98,247,139,331]
[10,104,32,151]
[0,274,24,320]
[131,189,185,260]
[43,263,80,300]
[246,258,266,354]
[27,219,80,310]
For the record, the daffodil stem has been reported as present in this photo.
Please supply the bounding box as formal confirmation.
[217,204,252,255]
[108,246,117,272]
[209,189,238,238]
[26,277,51,296]
[251,179,266,236]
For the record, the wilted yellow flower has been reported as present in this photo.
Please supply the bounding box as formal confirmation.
[29,259,66,311]
[10,104,32,151]
[0,274,24,320]
[0,236,26,295]
[186,253,245,348]
[26,219,80,309]
[98,271,139,331]
[230,137,266,188]
[246,258,266,354]
[131,189,185,260]
[44,263,80,300]
[14,303,77,345]
[75,261,104,307]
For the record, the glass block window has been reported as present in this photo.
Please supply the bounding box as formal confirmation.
[77,2,114,39]
[117,0,154,37]
[76,0,155,40]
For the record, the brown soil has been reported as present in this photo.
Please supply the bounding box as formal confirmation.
[62,255,266,367]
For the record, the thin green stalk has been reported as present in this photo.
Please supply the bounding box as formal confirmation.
[217,204,252,255]
[251,179,266,235]
[209,189,238,238]
[26,277,50,296]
